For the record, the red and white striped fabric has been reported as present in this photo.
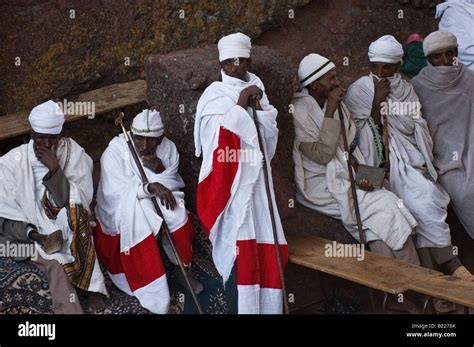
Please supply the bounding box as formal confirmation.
[195,70,288,314]
[94,214,194,314]
[94,134,194,313]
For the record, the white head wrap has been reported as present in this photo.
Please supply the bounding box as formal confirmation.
[218,32,251,62]
[131,109,164,137]
[298,53,336,88]
[368,35,404,64]
[28,100,65,135]
[423,31,458,57]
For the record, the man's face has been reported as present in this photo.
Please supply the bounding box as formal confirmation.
[310,68,340,98]
[132,134,163,157]
[220,57,250,80]
[370,62,400,78]
[30,131,61,151]
[427,48,458,67]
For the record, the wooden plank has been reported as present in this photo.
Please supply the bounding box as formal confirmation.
[287,233,442,294]
[409,276,474,308]
[0,80,146,141]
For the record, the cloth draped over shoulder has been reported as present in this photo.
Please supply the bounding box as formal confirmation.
[194,70,288,314]
[292,88,417,249]
[412,63,474,238]
[345,73,452,248]
[0,138,106,294]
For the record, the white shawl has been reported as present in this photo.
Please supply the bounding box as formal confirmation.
[96,134,185,253]
[0,138,106,294]
[292,88,417,249]
[195,70,286,314]
[412,63,474,238]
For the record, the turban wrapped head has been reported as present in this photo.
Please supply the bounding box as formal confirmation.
[368,35,404,64]
[131,109,164,138]
[298,53,336,88]
[218,32,251,62]
[423,31,458,57]
[28,100,65,135]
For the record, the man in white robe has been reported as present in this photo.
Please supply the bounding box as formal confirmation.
[412,31,474,242]
[0,100,107,313]
[95,109,201,314]
[436,0,474,70]
[194,32,288,314]
[292,53,420,264]
[345,35,473,283]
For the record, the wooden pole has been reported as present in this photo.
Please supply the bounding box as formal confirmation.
[250,98,290,314]
[338,105,366,245]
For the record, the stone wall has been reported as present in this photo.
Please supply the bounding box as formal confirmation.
[0,0,309,116]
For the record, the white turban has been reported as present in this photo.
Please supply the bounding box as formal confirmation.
[298,53,336,88]
[28,100,65,135]
[218,32,251,62]
[423,31,458,57]
[131,109,164,137]
[368,35,404,64]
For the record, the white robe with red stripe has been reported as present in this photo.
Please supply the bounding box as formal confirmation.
[195,70,288,314]
[95,134,194,314]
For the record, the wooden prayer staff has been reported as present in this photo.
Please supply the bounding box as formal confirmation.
[115,112,204,314]
[338,105,366,245]
[383,113,390,179]
[250,97,290,315]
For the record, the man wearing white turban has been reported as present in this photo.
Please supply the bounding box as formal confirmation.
[194,32,288,314]
[0,100,107,313]
[345,35,473,291]
[411,31,474,245]
[292,52,421,269]
[95,109,202,314]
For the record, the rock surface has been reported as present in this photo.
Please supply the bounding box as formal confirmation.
[0,0,309,115]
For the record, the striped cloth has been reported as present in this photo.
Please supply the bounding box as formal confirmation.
[194,70,288,314]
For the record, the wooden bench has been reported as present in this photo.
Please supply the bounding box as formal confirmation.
[287,232,474,313]
[0,80,146,141]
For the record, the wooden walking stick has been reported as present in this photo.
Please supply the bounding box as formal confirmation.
[382,113,390,179]
[115,112,204,314]
[250,97,290,314]
[338,104,366,245]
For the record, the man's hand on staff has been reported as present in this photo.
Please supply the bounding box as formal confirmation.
[148,182,177,210]
[325,87,346,118]
[142,155,165,174]
[35,146,60,174]
[372,77,390,125]
[237,85,263,110]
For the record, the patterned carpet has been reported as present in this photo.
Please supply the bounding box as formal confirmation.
[0,218,230,314]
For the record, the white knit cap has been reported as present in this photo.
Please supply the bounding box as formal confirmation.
[298,53,336,88]
[131,109,164,137]
[218,32,251,62]
[368,35,404,64]
[423,31,458,57]
[28,100,65,135]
